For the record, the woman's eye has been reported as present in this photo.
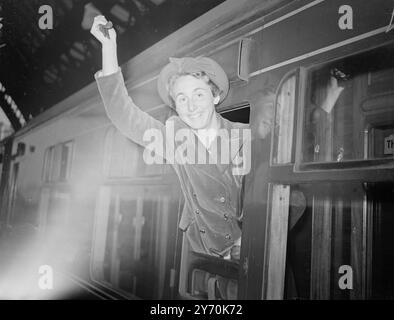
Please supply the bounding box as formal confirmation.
[177,96,187,104]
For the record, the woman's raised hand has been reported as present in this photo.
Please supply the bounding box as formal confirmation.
[91,15,119,76]
[90,15,117,47]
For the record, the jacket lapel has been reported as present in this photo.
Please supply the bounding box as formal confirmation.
[167,114,249,175]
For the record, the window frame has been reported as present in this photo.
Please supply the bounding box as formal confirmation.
[42,140,74,183]
[91,183,180,299]
[265,43,394,300]
[270,69,300,167]
[294,44,394,173]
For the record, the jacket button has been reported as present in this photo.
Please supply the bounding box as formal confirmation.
[200,229,206,234]
[225,234,231,240]
[195,209,200,215]
[219,196,226,203]
[193,193,197,197]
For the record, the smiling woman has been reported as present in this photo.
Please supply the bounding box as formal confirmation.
[170,74,219,131]
[91,15,250,261]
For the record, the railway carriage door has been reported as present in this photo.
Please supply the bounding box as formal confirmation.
[263,71,299,300]
[92,184,179,299]
[260,42,394,300]
[92,128,180,299]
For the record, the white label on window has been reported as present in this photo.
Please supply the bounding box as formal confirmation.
[384,134,394,155]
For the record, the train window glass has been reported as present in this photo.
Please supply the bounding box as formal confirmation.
[42,146,54,182]
[59,141,73,181]
[302,44,394,164]
[272,74,297,164]
[50,144,62,181]
[92,185,179,299]
[268,182,394,299]
[42,141,73,182]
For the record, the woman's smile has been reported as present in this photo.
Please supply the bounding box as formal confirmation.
[188,112,202,119]
[172,75,219,130]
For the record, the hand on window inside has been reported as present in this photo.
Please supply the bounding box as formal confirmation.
[90,15,117,47]
[321,76,344,114]
[329,75,345,93]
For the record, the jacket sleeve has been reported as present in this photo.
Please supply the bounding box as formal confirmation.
[95,68,166,151]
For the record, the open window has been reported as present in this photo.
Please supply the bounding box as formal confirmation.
[301,44,394,167]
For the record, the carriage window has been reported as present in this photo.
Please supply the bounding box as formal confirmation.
[59,141,73,181]
[302,45,394,164]
[92,185,179,299]
[42,146,54,182]
[42,141,73,182]
[272,74,297,164]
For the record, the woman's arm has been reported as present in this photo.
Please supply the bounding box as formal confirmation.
[90,15,119,76]
[90,16,165,151]
[320,76,344,114]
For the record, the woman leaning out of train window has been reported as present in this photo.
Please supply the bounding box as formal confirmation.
[91,16,261,261]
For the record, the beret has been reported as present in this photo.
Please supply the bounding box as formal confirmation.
[157,57,229,108]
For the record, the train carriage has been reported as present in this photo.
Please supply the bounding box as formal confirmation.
[0,0,394,299]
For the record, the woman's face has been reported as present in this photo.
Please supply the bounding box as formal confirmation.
[172,75,220,130]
